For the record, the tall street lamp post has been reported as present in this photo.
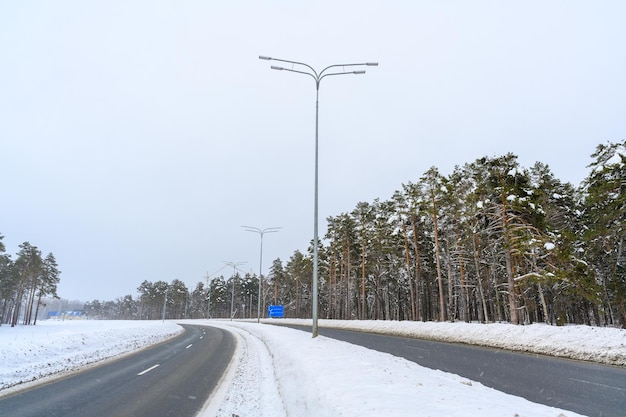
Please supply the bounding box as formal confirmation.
[242,226,282,323]
[205,264,229,319]
[259,56,377,337]
[225,261,246,320]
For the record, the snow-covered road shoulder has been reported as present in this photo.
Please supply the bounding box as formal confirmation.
[200,321,587,417]
[287,319,626,366]
[2,319,621,416]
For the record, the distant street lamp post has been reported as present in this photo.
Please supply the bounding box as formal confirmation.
[162,290,168,322]
[259,56,377,337]
[205,272,212,319]
[242,226,282,323]
[205,264,233,319]
[225,261,246,320]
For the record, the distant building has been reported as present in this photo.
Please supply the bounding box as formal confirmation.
[47,310,86,320]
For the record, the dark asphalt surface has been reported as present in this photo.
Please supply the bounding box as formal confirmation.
[279,324,626,417]
[0,324,235,417]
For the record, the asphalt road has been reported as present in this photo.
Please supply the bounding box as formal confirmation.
[281,324,625,417]
[0,324,235,417]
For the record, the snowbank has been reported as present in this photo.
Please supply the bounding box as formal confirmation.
[203,321,588,417]
[2,318,622,416]
[282,319,626,366]
[0,320,182,391]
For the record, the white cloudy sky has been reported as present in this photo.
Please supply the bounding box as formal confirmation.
[1,1,625,302]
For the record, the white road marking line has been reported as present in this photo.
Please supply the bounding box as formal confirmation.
[569,378,624,391]
[137,364,160,376]
[185,344,193,349]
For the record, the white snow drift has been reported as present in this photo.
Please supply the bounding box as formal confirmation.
[2,318,624,416]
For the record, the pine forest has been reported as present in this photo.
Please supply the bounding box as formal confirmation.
[2,140,625,328]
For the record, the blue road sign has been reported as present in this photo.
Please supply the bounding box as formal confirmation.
[268,305,284,318]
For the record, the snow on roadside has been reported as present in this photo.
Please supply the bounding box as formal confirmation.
[197,321,287,417]
[0,320,182,391]
[1,318,622,416]
[201,321,587,417]
[282,319,626,366]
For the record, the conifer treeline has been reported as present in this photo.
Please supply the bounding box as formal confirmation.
[269,141,625,326]
[81,140,626,327]
[0,238,61,326]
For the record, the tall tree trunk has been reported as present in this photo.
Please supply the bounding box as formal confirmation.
[25,283,38,325]
[361,232,366,320]
[472,232,489,323]
[328,259,333,319]
[385,279,391,320]
[445,240,455,321]
[340,251,346,320]
[411,218,424,321]
[11,284,24,327]
[402,221,416,320]
[500,174,519,325]
[431,191,446,321]
[375,273,381,320]
[504,249,518,324]
[346,242,351,319]
[296,271,301,319]
[24,286,34,325]
[456,228,468,322]
[33,292,44,325]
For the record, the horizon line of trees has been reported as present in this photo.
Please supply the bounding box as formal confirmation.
[0,238,61,326]
[6,140,625,328]
[84,273,264,321]
[83,140,625,328]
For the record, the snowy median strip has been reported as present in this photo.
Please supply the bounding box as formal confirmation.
[269,318,626,366]
[199,320,589,417]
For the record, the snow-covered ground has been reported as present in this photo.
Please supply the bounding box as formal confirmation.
[0,320,183,391]
[1,319,624,416]
[273,318,626,366]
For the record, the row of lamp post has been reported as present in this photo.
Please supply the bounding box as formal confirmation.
[219,227,281,323]
[209,56,376,337]
[224,261,246,320]
[242,226,282,323]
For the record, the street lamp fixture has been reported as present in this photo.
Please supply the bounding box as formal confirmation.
[224,261,246,320]
[259,55,377,337]
[242,226,282,323]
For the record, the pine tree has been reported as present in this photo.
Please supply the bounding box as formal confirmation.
[33,253,60,325]
[11,242,43,327]
[0,234,14,325]
[400,182,434,321]
[168,279,189,319]
[283,251,311,318]
[352,202,375,319]
[418,167,447,322]
[325,213,359,319]
[581,140,626,326]
[190,282,208,319]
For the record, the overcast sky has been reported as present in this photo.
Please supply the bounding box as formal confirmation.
[1,1,625,302]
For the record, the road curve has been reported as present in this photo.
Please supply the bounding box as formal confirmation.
[281,324,625,417]
[0,324,235,417]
